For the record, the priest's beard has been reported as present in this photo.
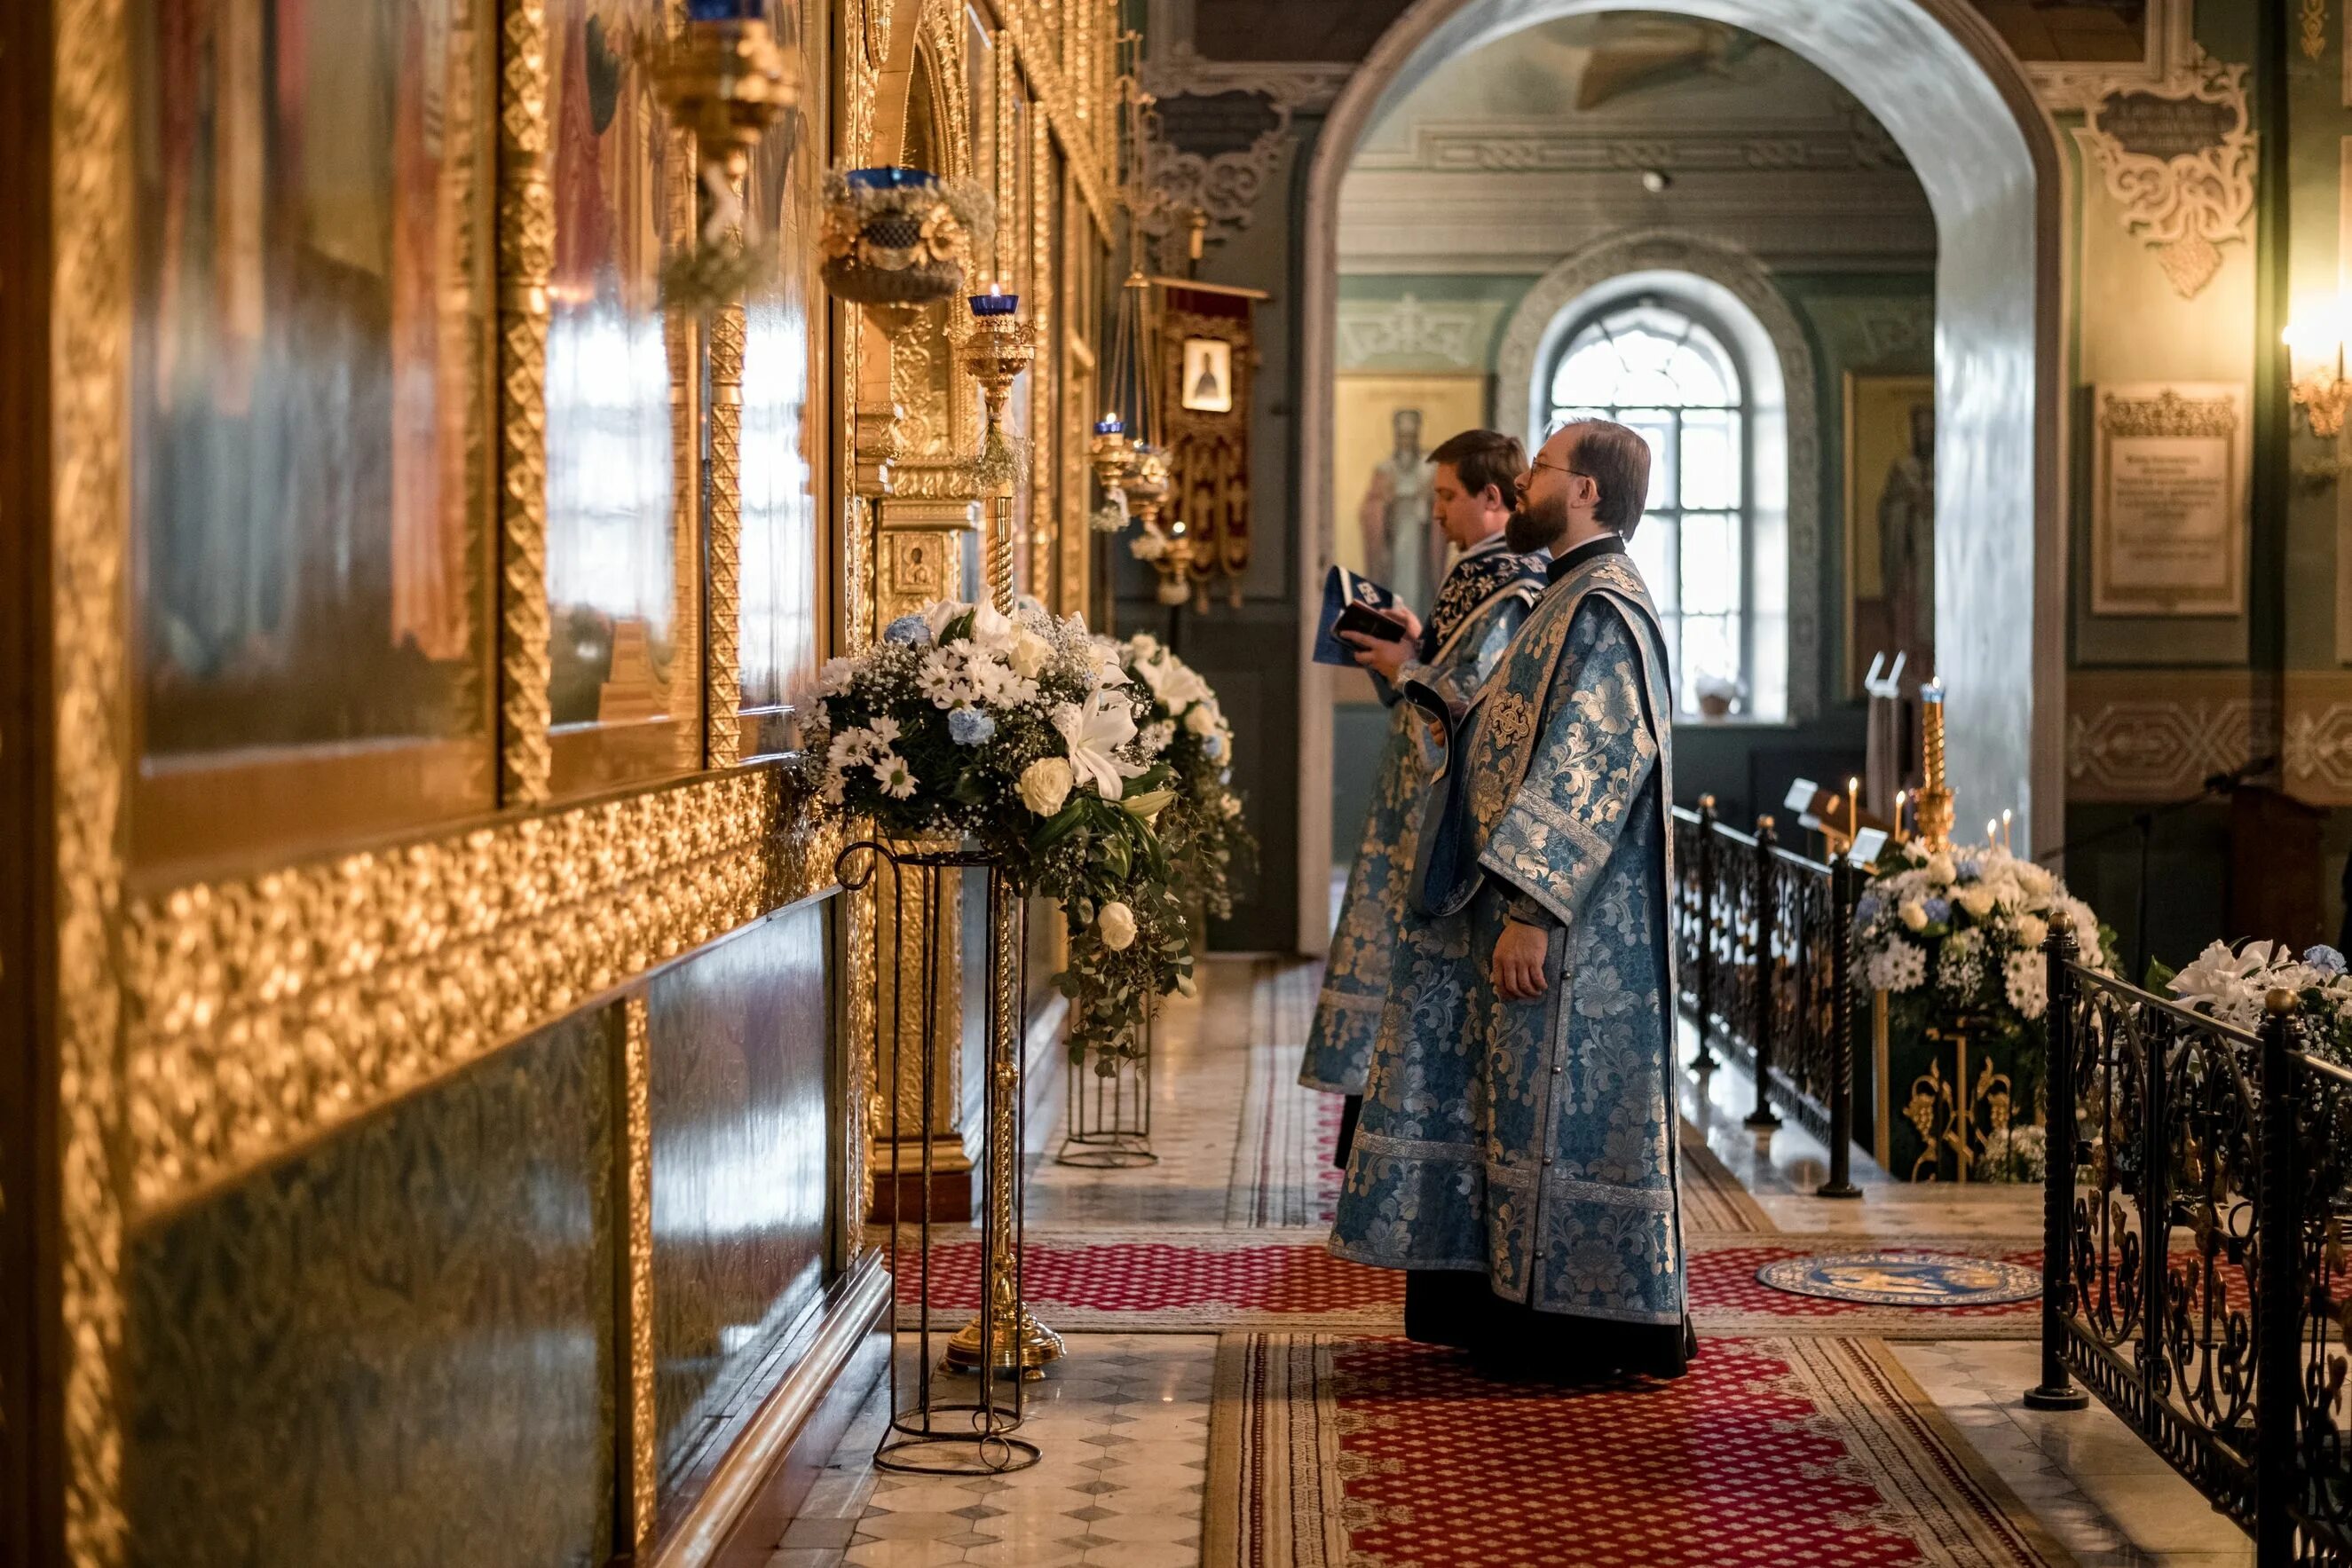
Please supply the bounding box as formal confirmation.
[1505,492,1570,555]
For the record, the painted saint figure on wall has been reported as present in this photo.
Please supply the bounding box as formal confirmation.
[1878,400,1935,679]
[1359,408,1443,615]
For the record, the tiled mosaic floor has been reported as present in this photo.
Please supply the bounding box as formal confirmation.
[765,957,2258,1568]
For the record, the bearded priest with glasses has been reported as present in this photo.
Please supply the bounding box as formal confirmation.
[1299,429,1551,1155]
[1330,418,1693,1380]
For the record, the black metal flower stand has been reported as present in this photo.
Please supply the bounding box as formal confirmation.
[840,839,1044,1476]
[1056,1005,1156,1168]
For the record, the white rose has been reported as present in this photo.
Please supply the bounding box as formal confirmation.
[1184,704,1218,736]
[1899,900,1929,932]
[1220,793,1243,819]
[1096,901,1137,951]
[1956,886,1995,919]
[2013,914,2048,950]
[1008,629,1052,678]
[1924,855,1956,886]
[1018,756,1074,816]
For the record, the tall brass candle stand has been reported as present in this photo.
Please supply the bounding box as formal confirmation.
[943,288,1065,1378]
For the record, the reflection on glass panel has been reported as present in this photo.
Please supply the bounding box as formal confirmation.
[738,29,820,739]
[544,0,676,744]
[1681,514,1742,616]
[130,0,494,863]
[1680,408,1740,510]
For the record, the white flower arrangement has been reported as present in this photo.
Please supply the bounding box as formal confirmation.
[1852,839,2105,1023]
[2157,939,2352,1060]
[793,599,1193,1059]
[1105,632,1255,924]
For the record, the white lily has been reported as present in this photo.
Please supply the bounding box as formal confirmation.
[1054,689,1143,798]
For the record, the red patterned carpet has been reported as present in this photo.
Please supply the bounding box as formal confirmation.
[1204,1334,2069,1568]
[888,1231,2043,1336]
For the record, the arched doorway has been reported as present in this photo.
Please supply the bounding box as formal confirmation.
[1295,0,2067,953]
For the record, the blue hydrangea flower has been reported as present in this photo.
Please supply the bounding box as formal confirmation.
[1204,731,1227,761]
[1922,896,1951,923]
[1855,894,1883,924]
[1954,856,1982,880]
[948,707,996,746]
[883,614,932,646]
[2306,945,2348,977]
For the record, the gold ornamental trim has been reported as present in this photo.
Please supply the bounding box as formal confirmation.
[120,767,842,1220]
[707,278,748,768]
[622,993,660,1554]
[55,0,132,1555]
[498,0,557,805]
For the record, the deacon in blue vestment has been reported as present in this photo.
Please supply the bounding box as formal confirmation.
[1330,419,1690,1379]
[1301,431,1549,1150]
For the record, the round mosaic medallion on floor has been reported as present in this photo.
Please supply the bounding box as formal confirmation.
[1755,1250,2041,1307]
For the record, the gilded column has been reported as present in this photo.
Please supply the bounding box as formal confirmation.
[497,0,556,806]
[620,996,659,1555]
[55,0,132,1555]
[706,248,746,770]
[666,125,706,771]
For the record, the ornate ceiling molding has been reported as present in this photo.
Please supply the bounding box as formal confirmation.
[1492,231,1822,723]
[1336,293,1493,368]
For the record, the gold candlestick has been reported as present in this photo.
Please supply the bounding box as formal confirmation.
[958,295,1037,614]
[1915,677,1955,850]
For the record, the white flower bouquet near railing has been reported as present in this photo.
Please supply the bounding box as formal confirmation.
[794,600,1193,1060]
[2154,940,2352,1064]
[1109,633,1257,925]
[1854,840,2107,1024]
[1852,839,2111,1179]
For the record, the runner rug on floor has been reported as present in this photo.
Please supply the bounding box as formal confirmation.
[1219,958,1772,1235]
[1202,1333,2074,1568]
[890,1232,2043,1337]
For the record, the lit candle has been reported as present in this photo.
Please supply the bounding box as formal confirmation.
[1894,790,1907,843]
[1847,776,1860,841]
[1094,412,1125,436]
[970,281,1020,317]
[2001,808,2013,854]
[1987,818,1999,849]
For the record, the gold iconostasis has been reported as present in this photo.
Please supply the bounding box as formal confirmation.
[28,0,1119,1562]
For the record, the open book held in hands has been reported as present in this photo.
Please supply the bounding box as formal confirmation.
[1313,565,1409,666]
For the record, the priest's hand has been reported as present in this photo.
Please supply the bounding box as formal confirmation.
[1492,918,1551,1001]
[1340,618,1415,683]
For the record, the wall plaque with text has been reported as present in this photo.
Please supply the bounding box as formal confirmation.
[2091,381,2247,617]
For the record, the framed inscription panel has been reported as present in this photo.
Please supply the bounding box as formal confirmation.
[2091,381,2248,617]
[129,0,498,873]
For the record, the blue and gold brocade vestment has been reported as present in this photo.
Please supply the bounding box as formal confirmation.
[1330,548,1685,1334]
[1298,539,1549,1097]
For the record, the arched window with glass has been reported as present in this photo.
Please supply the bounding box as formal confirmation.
[1548,296,1766,720]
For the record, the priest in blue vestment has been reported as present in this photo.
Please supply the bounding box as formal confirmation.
[1330,418,1691,1379]
[1300,429,1549,1161]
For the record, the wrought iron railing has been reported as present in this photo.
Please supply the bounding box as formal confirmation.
[2027,920,2352,1564]
[1669,798,1859,1199]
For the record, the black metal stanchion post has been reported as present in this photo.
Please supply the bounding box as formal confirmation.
[1746,815,1783,1131]
[2253,991,2301,1564]
[1693,795,1719,1073]
[2024,916,2088,1409]
[1818,854,1862,1198]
